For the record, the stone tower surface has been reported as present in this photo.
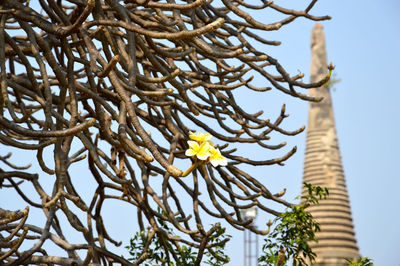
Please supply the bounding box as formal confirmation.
[302,24,360,265]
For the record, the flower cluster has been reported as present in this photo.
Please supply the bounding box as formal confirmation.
[185,131,227,168]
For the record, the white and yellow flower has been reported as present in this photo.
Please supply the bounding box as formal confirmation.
[182,131,228,177]
[189,131,212,143]
[209,146,227,167]
[185,140,211,161]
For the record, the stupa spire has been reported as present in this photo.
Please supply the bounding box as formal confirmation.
[302,24,360,265]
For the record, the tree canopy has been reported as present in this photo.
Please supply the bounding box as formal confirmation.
[0,0,332,264]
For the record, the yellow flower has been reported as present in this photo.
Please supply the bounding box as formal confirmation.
[185,140,211,161]
[189,131,212,143]
[209,147,227,167]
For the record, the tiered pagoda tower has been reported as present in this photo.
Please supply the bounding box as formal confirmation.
[302,24,360,265]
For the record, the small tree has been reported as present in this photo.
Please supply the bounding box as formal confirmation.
[258,183,329,266]
[0,0,332,264]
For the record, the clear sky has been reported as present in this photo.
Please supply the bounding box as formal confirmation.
[313,1,400,265]
[227,0,400,265]
[1,1,399,265]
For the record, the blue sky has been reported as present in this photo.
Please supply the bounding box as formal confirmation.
[229,0,400,265]
[1,0,399,265]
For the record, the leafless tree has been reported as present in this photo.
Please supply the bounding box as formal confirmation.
[0,0,332,265]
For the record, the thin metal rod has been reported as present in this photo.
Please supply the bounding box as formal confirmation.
[249,230,252,266]
[244,229,247,266]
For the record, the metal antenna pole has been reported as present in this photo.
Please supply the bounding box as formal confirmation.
[256,232,259,263]
[244,230,247,266]
[249,230,252,266]
[242,207,258,266]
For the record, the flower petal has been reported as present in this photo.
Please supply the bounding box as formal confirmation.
[201,133,212,142]
[209,148,227,167]
[189,131,197,140]
[187,140,199,150]
[210,159,219,167]
[195,142,210,160]
[218,157,228,166]
[198,142,210,154]
[197,153,210,161]
[190,131,212,143]
[185,149,196,157]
